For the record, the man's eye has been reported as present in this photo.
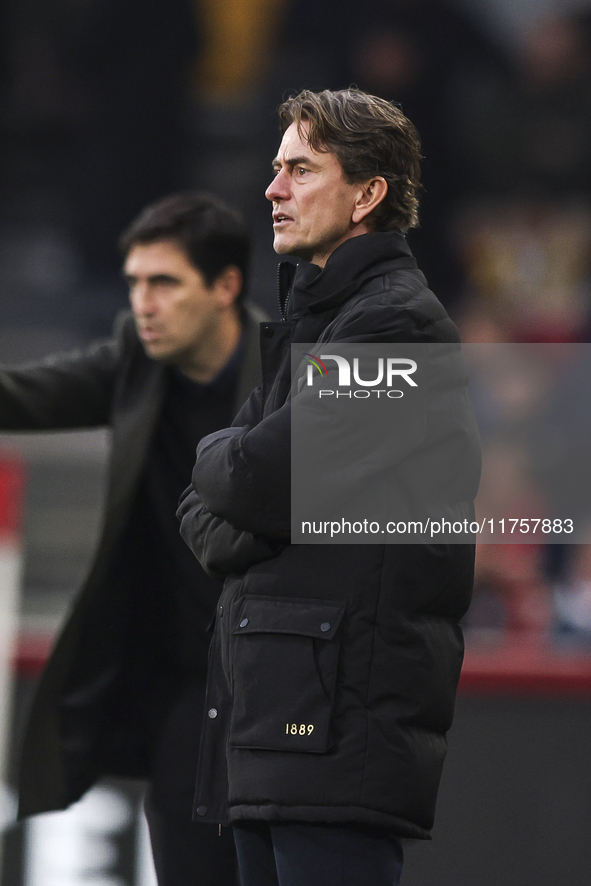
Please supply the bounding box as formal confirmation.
[296,167,307,176]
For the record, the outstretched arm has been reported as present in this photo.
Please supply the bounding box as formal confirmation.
[0,314,134,430]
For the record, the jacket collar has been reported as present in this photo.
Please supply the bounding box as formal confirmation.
[278,231,417,319]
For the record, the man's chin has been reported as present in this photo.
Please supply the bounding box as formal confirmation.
[272,234,294,256]
[273,235,311,261]
[140,340,174,363]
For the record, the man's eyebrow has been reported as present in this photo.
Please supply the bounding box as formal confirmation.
[123,272,180,283]
[272,155,317,170]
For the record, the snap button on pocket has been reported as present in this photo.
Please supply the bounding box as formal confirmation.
[208,708,218,719]
[320,622,331,632]
[239,618,249,628]
[196,806,208,816]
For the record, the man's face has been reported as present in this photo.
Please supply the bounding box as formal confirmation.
[265,122,365,267]
[124,240,224,366]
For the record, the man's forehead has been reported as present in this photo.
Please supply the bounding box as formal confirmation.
[273,121,330,165]
[123,239,193,273]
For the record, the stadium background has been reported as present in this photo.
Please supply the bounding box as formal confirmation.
[2,0,591,882]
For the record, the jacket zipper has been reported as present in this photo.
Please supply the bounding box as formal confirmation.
[277,262,295,320]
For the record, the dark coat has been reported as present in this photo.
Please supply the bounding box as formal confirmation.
[178,232,480,839]
[0,306,264,817]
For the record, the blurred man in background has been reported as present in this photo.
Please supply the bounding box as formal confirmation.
[0,191,265,886]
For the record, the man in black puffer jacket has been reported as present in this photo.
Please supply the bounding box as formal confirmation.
[178,88,480,886]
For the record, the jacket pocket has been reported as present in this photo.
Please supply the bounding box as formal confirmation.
[229,595,345,753]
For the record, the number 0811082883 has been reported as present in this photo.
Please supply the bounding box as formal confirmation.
[286,724,315,736]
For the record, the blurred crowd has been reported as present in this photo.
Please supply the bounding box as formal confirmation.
[2,0,591,645]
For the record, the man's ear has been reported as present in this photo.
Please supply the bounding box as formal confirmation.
[352,177,388,225]
[212,266,243,307]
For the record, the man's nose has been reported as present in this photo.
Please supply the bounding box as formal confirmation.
[130,283,154,316]
[265,169,290,203]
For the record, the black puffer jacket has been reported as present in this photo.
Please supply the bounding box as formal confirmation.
[178,231,480,839]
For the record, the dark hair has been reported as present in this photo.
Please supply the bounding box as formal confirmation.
[278,88,422,232]
[119,191,250,298]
